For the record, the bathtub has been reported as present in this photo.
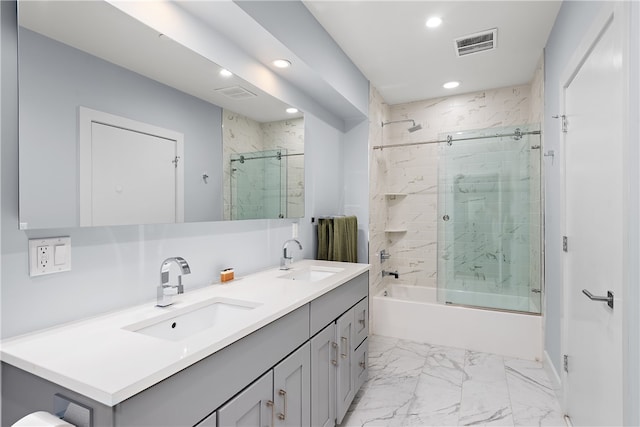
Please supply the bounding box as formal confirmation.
[372,284,543,360]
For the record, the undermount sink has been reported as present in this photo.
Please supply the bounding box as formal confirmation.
[279,265,344,282]
[124,298,261,342]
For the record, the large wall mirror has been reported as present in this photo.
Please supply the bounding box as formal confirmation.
[17,1,304,230]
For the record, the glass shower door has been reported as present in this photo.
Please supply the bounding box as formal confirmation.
[437,125,541,313]
[230,149,287,220]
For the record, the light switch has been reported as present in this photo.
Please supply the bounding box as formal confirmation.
[29,236,71,276]
[54,244,67,265]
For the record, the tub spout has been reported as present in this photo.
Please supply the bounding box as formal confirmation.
[382,270,399,279]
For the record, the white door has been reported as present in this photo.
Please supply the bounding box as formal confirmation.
[91,122,177,226]
[563,5,626,425]
[78,107,184,226]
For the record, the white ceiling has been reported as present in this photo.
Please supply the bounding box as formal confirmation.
[303,1,562,105]
[19,1,563,122]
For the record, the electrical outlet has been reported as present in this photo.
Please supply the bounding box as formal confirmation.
[37,245,51,272]
[29,237,71,277]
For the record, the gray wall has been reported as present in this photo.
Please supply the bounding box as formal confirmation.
[234,0,369,123]
[19,28,223,228]
[1,1,370,338]
[343,120,370,263]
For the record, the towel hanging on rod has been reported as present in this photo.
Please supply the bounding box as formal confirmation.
[316,216,358,263]
[311,215,345,223]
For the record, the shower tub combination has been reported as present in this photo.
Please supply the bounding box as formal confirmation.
[372,125,543,361]
[372,285,542,360]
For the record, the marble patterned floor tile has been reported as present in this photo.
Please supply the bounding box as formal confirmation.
[340,336,565,427]
[340,376,419,426]
[458,380,514,426]
[368,336,400,369]
[367,339,430,387]
[504,359,565,426]
[458,351,514,426]
[403,345,467,425]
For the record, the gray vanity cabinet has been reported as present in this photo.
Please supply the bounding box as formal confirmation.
[1,272,369,427]
[217,371,272,427]
[310,295,369,427]
[217,342,310,427]
[353,338,368,392]
[353,297,369,347]
[336,308,355,424]
[196,411,217,427]
[310,323,337,427]
[273,342,311,427]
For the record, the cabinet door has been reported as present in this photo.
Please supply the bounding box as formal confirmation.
[336,309,354,424]
[273,343,310,427]
[353,338,368,392]
[218,372,273,427]
[353,297,368,348]
[195,411,216,427]
[310,323,337,427]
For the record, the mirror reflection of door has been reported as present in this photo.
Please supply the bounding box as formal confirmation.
[79,107,184,227]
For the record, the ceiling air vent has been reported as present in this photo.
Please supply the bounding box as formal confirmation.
[454,28,497,57]
[215,86,257,100]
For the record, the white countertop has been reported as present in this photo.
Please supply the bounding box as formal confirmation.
[0,260,369,407]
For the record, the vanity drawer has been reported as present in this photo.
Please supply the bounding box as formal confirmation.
[310,272,368,336]
[353,297,368,348]
[353,338,368,392]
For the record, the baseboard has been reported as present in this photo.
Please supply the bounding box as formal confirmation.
[544,350,563,403]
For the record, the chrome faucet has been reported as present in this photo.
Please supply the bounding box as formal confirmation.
[157,257,191,307]
[280,239,303,270]
[382,270,399,279]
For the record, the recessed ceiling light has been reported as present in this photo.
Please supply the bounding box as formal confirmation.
[219,69,233,77]
[273,59,292,69]
[286,107,299,114]
[443,81,460,89]
[426,17,442,28]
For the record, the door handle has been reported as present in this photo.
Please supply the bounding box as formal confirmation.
[277,389,287,421]
[331,341,338,366]
[582,289,614,309]
[340,336,348,358]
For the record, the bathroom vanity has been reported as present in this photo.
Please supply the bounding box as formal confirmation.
[1,260,369,426]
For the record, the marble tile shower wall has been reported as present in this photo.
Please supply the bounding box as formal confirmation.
[223,111,304,219]
[369,86,391,297]
[371,82,541,290]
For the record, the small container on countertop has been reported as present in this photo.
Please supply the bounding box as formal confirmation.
[220,268,234,283]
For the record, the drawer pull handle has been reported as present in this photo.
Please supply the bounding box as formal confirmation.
[278,389,287,420]
[341,336,348,358]
[266,399,274,425]
[332,341,338,366]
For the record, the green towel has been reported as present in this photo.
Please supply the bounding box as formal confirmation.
[317,218,333,261]
[317,216,358,263]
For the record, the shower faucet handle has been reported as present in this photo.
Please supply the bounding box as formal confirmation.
[380,249,391,263]
[382,270,399,279]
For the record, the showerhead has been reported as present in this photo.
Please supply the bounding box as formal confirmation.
[381,119,423,133]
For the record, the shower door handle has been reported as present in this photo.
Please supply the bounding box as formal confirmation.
[582,289,614,309]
